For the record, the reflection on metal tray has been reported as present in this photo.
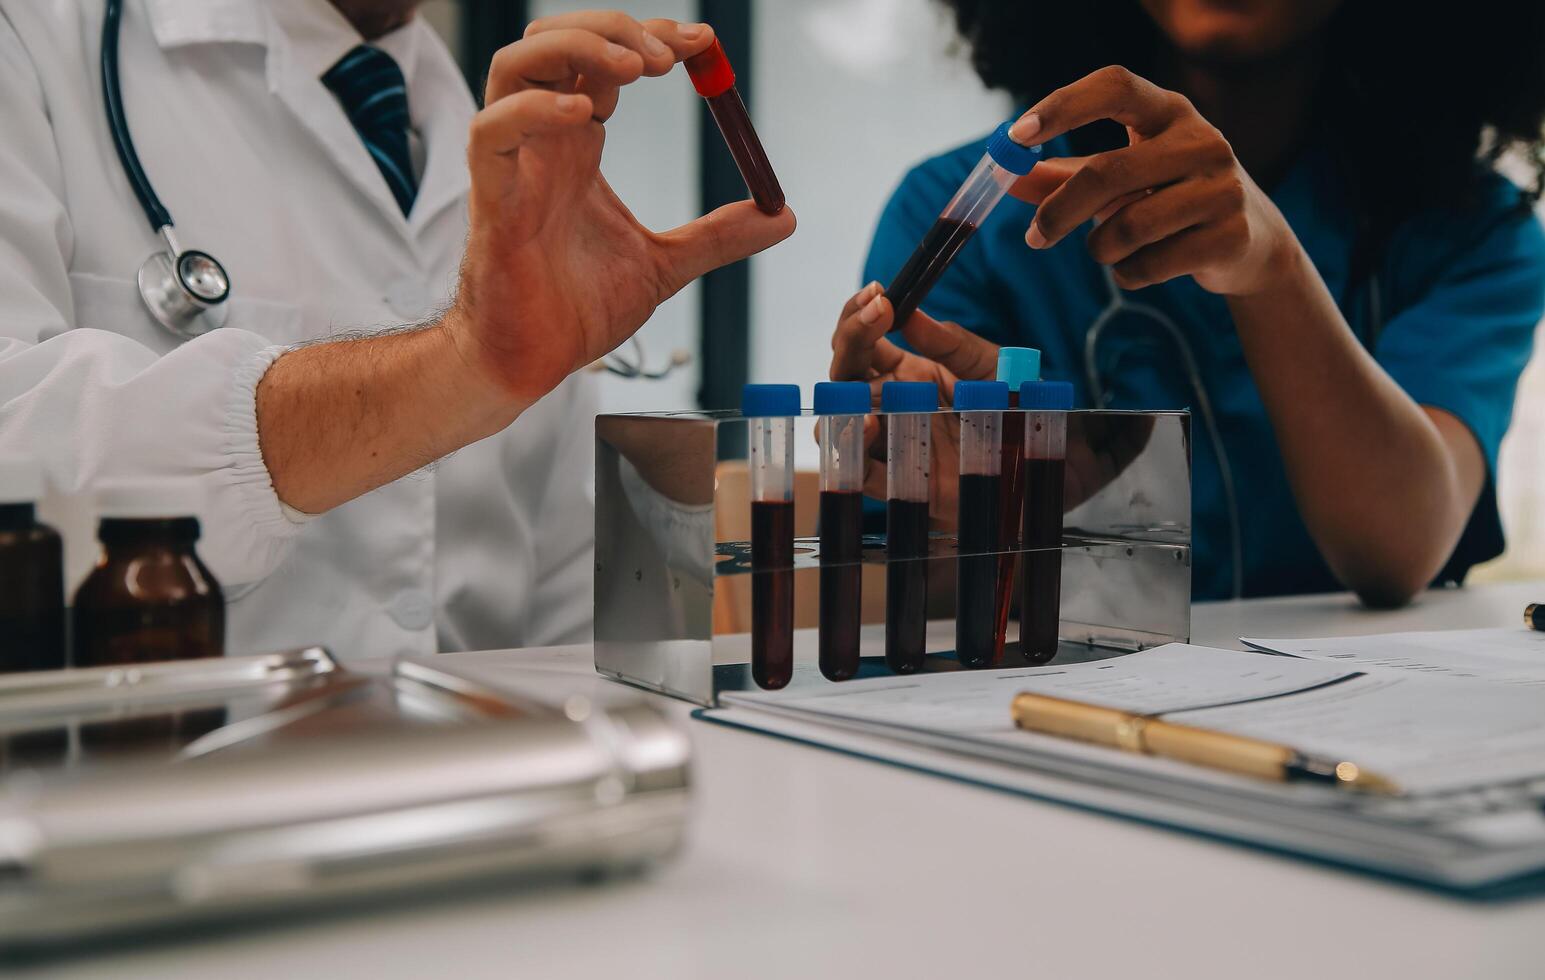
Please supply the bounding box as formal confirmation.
[0,652,692,948]
[0,648,350,773]
[0,646,338,718]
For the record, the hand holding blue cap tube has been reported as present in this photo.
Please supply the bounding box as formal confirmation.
[883,118,1044,330]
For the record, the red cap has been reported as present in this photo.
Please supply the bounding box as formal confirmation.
[684,38,735,98]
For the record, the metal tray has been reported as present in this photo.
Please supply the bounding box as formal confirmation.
[0,651,692,948]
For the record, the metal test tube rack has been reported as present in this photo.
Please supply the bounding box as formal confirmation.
[594,409,1191,706]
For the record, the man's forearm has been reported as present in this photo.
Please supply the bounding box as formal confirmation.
[1227,244,1480,604]
[255,314,524,515]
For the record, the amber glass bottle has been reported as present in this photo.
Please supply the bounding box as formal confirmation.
[0,457,65,674]
[71,480,224,667]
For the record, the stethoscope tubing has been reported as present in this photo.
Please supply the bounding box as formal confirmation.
[101,0,171,234]
[1085,266,1245,600]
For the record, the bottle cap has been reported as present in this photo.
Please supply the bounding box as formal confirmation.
[1020,380,1075,410]
[880,381,939,413]
[985,121,1043,177]
[0,456,45,504]
[996,346,1041,389]
[740,383,801,417]
[952,380,1009,411]
[684,38,736,98]
[95,478,206,520]
[813,381,870,416]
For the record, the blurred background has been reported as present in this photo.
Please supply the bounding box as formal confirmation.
[420,0,1545,581]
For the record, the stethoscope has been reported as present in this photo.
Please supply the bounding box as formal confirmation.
[102,0,231,340]
[587,337,694,380]
[1084,266,1386,601]
[101,0,692,384]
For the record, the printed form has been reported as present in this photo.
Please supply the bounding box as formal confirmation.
[724,644,1545,794]
[1243,628,1545,688]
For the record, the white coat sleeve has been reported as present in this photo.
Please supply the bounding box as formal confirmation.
[0,16,299,587]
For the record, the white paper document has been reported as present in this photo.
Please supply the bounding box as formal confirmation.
[713,643,1545,889]
[723,643,1545,794]
[725,644,1354,734]
[1242,628,1545,687]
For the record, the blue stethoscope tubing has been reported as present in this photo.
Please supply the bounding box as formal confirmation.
[102,0,232,338]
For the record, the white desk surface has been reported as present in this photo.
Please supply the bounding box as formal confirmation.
[23,580,1545,980]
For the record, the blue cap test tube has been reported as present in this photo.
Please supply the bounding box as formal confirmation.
[953,380,1010,669]
[883,123,1042,327]
[814,381,870,681]
[742,383,801,690]
[1019,380,1075,664]
[881,381,938,674]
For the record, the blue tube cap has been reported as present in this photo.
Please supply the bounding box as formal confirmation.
[952,380,1009,411]
[996,346,1041,390]
[741,383,801,417]
[985,121,1043,177]
[880,381,939,413]
[1020,380,1075,410]
[813,381,870,415]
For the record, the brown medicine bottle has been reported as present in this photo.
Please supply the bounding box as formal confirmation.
[71,480,224,667]
[0,457,65,673]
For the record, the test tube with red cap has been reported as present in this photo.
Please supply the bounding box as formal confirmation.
[884,121,1041,327]
[685,39,785,215]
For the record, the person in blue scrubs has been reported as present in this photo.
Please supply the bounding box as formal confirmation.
[830,0,1545,604]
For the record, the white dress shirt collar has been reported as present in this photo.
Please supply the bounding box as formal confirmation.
[143,0,424,86]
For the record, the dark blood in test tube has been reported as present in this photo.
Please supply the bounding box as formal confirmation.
[704,90,785,214]
[818,490,863,681]
[956,473,1002,668]
[991,394,1025,661]
[1021,456,1067,664]
[885,498,930,674]
[751,499,795,690]
[883,216,980,327]
[686,40,785,215]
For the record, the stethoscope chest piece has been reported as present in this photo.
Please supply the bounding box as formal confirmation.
[104,0,230,341]
[137,243,230,339]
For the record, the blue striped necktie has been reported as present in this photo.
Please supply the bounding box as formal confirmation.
[322,45,418,216]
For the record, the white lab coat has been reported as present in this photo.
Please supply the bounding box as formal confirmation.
[0,0,597,661]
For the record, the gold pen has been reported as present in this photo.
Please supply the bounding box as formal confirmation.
[1010,691,1400,794]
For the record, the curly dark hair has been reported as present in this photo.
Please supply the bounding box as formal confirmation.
[938,0,1545,285]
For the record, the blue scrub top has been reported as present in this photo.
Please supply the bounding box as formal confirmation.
[864,135,1545,600]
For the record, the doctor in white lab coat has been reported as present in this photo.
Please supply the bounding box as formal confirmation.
[0,1,793,661]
